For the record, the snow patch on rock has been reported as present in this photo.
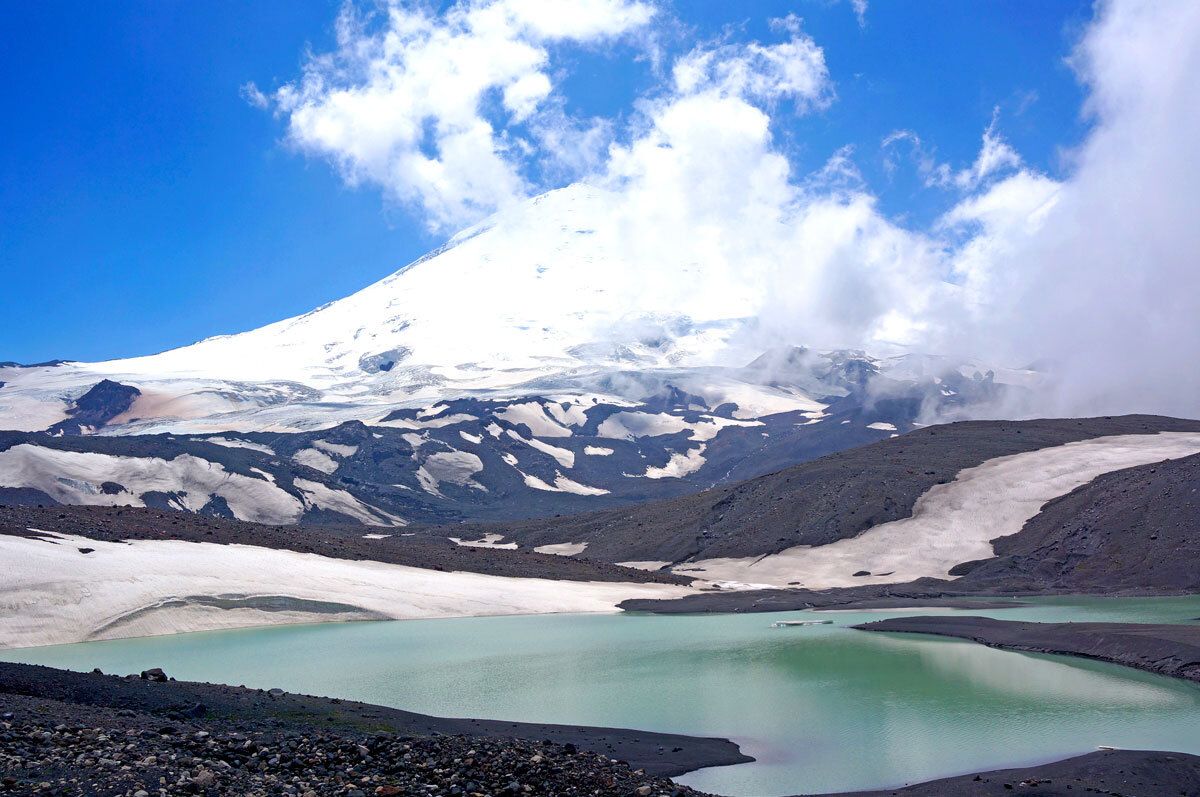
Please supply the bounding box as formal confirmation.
[0,444,303,524]
[0,532,692,648]
[679,432,1200,589]
[292,448,339,474]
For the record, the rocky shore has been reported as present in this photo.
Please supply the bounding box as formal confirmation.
[855,616,1200,684]
[830,749,1200,796]
[619,584,1021,615]
[0,662,744,796]
[5,661,1200,796]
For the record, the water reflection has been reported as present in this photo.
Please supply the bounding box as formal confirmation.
[4,598,1200,796]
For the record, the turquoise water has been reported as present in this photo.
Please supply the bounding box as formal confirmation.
[4,596,1200,796]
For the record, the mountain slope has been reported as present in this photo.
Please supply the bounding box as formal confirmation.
[0,186,1036,438]
[447,415,1200,568]
[0,187,1046,522]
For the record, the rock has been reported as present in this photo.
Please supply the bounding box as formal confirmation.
[852,570,871,577]
[140,667,168,682]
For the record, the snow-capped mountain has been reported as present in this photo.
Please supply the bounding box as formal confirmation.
[0,185,1040,524]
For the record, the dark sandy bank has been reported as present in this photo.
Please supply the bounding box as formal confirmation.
[855,616,1200,684]
[0,662,749,780]
[5,663,1200,796]
[619,584,1021,615]
[817,749,1200,796]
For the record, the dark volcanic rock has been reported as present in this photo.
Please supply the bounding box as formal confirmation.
[855,616,1200,684]
[825,749,1200,796]
[0,505,689,585]
[1,664,1197,797]
[0,486,58,507]
[47,379,141,435]
[960,452,1200,593]
[0,661,747,787]
[619,584,1001,615]
[472,415,1200,564]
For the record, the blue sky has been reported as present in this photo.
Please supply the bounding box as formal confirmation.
[1,0,1094,363]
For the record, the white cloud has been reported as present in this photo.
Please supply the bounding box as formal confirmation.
[255,0,1200,418]
[239,81,269,109]
[581,24,945,354]
[851,0,868,28]
[953,0,1200,416]
[270,0,654,231]
[948,109,1023,190]
[886,110,1023,191]
[671,18,833,108]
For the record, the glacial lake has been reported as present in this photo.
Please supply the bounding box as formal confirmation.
[5,595,1200,796]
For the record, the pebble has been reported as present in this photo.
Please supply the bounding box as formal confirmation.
[0,712,709,797]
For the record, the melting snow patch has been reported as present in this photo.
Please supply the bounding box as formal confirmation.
[644,445,707,479]
[507,430,574,468]
[362,533,392,540]
[522,472,609,496]
[0,533,693,647]
[449,533,517,550]
[0,444,303,525]
[688,415,762,442]
[459,431,483,445]
[597,412,690,440]
[584,446,613,456]
[616,561,671,571]
[495,402,571,438]
[418,404,450,419]
[545,401,589,427]
[866,422,897,431]
[313,440,358,458]
[678,432,1200,589]
[203,437,275,455]
[294,478,405,527]
[417,450,486,496]
[292,448,338,474]
[379,413,478,430]
[533,542,589,556]
[692,383,826,420]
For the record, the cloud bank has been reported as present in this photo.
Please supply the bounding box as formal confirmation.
[269,0,655,231]
[257,0,1200,418]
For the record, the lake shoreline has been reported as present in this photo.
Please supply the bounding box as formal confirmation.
[855,615,1200,685]
[4,661,1199,797]
[823,749,1200,796]
[0,661,750,781]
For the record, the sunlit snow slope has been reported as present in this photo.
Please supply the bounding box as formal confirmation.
[0,185,1032,436]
